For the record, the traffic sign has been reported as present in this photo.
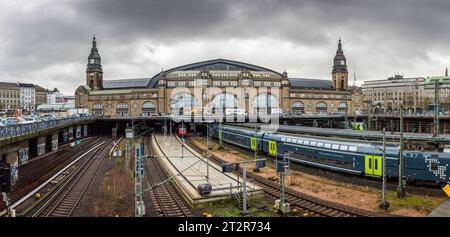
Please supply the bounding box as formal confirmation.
[443,184,450,197]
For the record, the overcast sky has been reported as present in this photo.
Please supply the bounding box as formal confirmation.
[0,0,449,95]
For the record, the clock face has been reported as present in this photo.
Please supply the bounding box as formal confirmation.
[340,60,345,65]
[90,59,95,64]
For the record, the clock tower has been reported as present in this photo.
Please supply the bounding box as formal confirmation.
[332,38,348,90]
[86,35,103,90]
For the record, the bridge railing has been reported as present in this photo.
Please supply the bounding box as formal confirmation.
[0,116,96,140]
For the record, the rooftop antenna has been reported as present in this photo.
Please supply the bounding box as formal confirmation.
[445,67,448,76]
[353,71,356,87]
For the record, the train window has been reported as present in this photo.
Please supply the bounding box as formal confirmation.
[324,143,331,149]
[375,160,378,170]
[286,138,292,143]
[317,142,324,147]
[332,144,340,150]
[340,145,348,151]
[281,137,286,142]
[310,141,316,146]
[292,139,297,143]
[349,146,357,152]
[297,140,303,144]
[304,141,310,145]
[431,162,438,171]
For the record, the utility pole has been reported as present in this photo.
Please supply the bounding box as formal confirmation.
[345,110,348,129]
[135,143,145,217]
[181,120,184,158]
[254,125,257,160]
[397,105,406,198]
[242,162,248,215]
[368,103,372,130]
[206,121,210,182]
[433,79,440,137]
[219,122,223,148]
[277,152,290,214]
[169,119,172,147]
[379,128,389,210]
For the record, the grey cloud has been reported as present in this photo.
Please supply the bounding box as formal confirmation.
[0,0,449,94]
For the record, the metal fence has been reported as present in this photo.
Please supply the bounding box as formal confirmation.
[0,117,96,139]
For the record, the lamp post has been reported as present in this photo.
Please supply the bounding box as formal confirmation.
[379,128,389,210]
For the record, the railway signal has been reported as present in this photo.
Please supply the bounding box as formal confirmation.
[221,158,266,215]
[379,128,390,210]
[276,152,290,214]
[397,105,406,198]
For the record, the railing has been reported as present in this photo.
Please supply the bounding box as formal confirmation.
[0,117,96,139]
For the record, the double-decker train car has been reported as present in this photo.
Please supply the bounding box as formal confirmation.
[212,124,450,184]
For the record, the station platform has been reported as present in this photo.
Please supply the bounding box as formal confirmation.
[150,134,263,207]
[428,198,450,217]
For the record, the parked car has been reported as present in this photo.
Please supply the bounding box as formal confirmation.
[3,117,18,126]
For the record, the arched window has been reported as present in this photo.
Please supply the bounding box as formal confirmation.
[92,103,104,116]
[252,93,279,114]
[210,93,238,114]
[116,102,129,116]
[89,79,94,89]
[341,79,345,89]
[170,93,198,115]
[141,101,156,116]
[291,101,305,113]
[338,102,348,112]
[316,101,328,112]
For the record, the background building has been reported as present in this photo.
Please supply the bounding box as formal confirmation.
[0,82,48,115]
[362,73,450,113]
[18,83,36,113]
[0,82,21,115]
[76,37,363,116]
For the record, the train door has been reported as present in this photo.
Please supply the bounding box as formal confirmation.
[268,141,277,156]
[251,137,256,150]
[365,155,382,176]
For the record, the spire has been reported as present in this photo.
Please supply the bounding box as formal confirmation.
[336,37,343,55]
[91,34,98,53]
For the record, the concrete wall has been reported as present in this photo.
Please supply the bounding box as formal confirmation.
[37,136,45,156]
[83,124,88,136]
[52,133,58,151]
[76,125,81,138]
[68,127,73,140]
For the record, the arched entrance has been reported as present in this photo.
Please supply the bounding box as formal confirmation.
[210,93,239,115]
[116,102,129,116]
[141,101,156,116]
[92,103,104,116]
[252,93,279,115]
[315,101,328,113]
[291,101,305,114]
[170,93,198,115]
[337,102,348,113]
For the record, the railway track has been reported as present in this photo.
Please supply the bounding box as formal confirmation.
[142,136,193,217]
[0,137,104,213]
[25,138,112,217]
[184,137,387,217]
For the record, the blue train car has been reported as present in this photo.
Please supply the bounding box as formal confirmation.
[212,125,450,184]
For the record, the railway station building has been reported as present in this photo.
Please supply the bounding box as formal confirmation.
[75,37,365,117]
